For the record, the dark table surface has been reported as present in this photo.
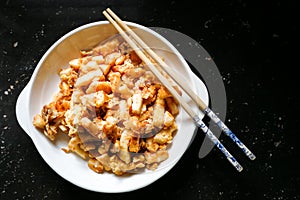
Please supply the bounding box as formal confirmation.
[1,0,299,199]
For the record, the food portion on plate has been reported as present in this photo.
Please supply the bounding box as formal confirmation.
[32,36,182,176]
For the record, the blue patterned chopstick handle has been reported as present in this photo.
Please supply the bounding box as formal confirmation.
[204,107,256,160]
[193,115,243,172]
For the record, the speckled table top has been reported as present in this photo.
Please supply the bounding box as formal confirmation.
[0,0,299,199]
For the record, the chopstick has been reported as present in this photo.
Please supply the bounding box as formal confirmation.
[102,9,245,172]
[105,8,256,161]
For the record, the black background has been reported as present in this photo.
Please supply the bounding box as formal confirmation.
[0,0,299,199]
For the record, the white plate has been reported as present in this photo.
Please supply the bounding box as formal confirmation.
[15,21,209,193]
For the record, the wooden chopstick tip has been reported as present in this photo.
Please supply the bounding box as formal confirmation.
[102,8,112,16]
[103,8,114,16]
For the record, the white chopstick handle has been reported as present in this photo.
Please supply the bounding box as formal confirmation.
[204,107,256,160]
[193,115,243,172]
